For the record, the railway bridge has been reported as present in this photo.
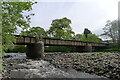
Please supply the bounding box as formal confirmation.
[14,35,108,58]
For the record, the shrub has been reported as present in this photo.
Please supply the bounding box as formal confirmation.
[12,45,26,53]
[6,45,26,53]
[104,48,120,52]
[45,46,76,52]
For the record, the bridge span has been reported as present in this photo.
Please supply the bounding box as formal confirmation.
[15,35,107,47]
[14,35,108,58]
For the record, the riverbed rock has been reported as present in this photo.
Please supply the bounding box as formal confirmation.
[2,52,119,79]
[3,56,72,78]
[43,52,120,79]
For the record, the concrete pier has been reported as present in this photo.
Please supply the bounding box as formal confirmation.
[26,41,44,59]
[84,43,92,52]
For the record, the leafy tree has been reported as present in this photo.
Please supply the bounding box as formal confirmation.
[74,34,102,42]
[47,17,75,40]
[83,34,102,42]
[73,34,82,40]
[21,27,46,40]
[83,28,92,38]
[2,2,36,52]
[101,20,118,44]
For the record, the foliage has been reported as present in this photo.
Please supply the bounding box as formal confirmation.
[13,45,26,53]
[12,45,26,53]
[21,27,46,41]
[83,28,92,38]
[103,48,120,52]
[73,34,102,42]
[45,46,76,52]
[5,45,26,53]
[73,34,82,40]
[2,2,36,52]
[84,34,102,42]
[47,17,75,40]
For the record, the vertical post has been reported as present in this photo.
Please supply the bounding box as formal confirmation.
[26,41,44,59]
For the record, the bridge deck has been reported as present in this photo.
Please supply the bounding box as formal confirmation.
[15,35,107,47]
[43,38,106,47]
[15,35,37,45]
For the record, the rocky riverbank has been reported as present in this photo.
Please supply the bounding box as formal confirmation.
[1,52,119,79]
[2,53,107,79]
[43,52,120,79]
[2,53,72,78]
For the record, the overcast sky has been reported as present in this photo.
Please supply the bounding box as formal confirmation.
[28,0,119,36]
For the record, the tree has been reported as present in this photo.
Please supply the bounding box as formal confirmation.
[84,34,102,42]
[83,28,92,38]
[73,34,82,40]
[2,2,36,52]
[74,34,102,42]
[21,27,46,40]
[47,17,75,40]
[101,20,118,44]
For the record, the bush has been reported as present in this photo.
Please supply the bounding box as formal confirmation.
[45,46,76,52]
[104,48,120,52]
[12,45,26,53]
[6,45,26,53]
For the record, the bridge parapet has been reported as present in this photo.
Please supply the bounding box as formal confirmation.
[43,38,107,47]
[14,35,37,45]
[14,35,107,47]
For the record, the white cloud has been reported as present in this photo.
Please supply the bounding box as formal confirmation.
[29,0,119,36]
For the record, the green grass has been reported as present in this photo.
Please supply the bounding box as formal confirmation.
[98,52,112,55]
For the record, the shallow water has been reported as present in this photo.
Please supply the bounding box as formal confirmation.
[5,53,26,59]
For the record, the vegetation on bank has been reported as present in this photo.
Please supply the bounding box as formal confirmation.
[5,45,120,53]
[103,48,120,52]
[98,52,112,55]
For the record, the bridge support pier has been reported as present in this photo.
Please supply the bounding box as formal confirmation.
[84,44,92,52]
[26,41,44,59]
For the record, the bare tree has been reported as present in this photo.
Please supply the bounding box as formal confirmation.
[101,20,119,44]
